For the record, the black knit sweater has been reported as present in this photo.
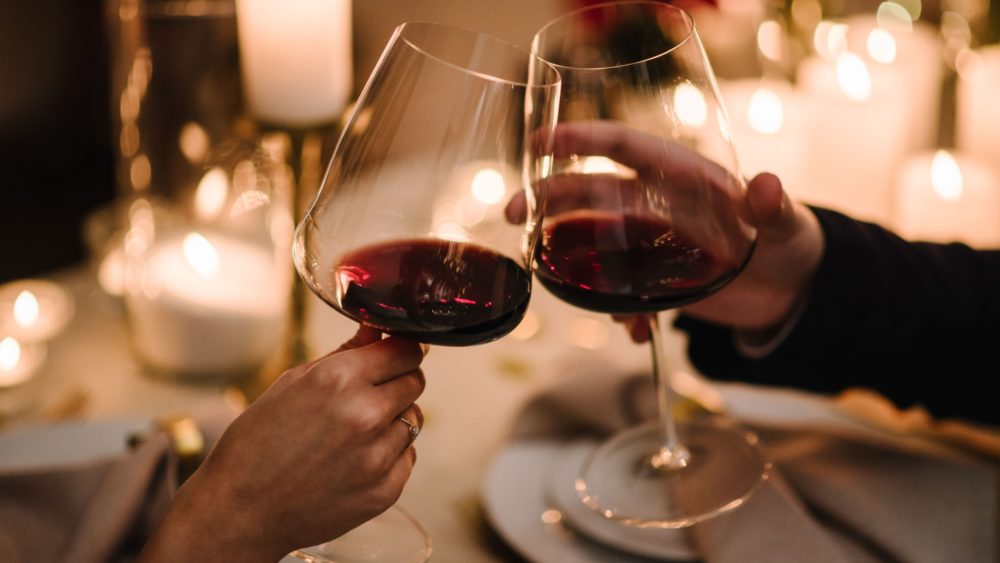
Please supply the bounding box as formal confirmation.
[675,207,1000,426]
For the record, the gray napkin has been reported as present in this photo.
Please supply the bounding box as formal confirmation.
[0,407,237,563]
[509,354,998,563]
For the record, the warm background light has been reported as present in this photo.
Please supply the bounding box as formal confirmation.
[930,151,963,201]
[13,291,40,328]
[194,168,229,222]
[182,232,221,279]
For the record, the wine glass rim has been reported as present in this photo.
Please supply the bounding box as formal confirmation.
[393,21,561,89]
[531,0,696,72]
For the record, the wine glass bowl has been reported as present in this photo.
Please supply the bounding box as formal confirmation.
[294,21,560,347]
[531,1,770,527]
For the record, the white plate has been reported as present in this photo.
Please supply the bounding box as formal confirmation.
[483,439,697,563]
[0,418,149,471]
[481,383,901,563]
[546,439,698,560]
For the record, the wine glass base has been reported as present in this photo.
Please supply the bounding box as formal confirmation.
[286,506,432,563]
[577,417,771,528]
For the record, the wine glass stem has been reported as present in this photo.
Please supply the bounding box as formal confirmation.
[648,313,691,471]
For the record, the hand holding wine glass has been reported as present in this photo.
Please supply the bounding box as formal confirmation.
[530,0,772,527]
[138,327,426,563]
[528,123,826,337]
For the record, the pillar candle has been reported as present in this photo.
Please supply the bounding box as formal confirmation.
[797,52,911,225]
[893,150,1000,247]
[718,79,812,196]
[956,45,1000,181]
[236,0,352,127]
[844,16,944,152]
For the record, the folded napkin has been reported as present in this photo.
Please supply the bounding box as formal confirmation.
[508,354,999,563]
[0,407,238,563]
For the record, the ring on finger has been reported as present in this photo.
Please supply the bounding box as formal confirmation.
[396,415,420,442]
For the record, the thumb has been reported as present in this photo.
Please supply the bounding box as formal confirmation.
[747,172,797,241]
[335,325,383,353]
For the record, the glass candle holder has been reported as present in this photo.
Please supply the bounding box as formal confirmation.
[121,137,293,382]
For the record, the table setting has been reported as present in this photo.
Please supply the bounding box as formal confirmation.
[482,353,998,562]
[2,0,1000,561]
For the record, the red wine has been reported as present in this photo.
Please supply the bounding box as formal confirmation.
[535,212,742,314]
[333,239,531,346]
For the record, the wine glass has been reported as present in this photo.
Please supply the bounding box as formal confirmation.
[530,1,771,527]
[290,21,560,562]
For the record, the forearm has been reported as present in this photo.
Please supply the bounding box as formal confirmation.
[677,207,1000,425]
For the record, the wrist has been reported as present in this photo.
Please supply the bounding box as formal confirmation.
[138,467,288,563]
[733,289,809,358]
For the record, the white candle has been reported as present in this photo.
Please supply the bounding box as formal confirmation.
[956,46,1000,181]
[0,337,45,388]
[718,79,811,196]
[125,231,287,377]
[0,279,74,343]
[797,52,911,225]
[236,0,352,127]
[844,16,944,152]
[894,150,1000,247]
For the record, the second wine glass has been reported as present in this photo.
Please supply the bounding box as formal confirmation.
[531,1,771,528]
[291,20,561,562]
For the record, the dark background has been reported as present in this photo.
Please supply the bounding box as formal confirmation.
[0,0,116,282]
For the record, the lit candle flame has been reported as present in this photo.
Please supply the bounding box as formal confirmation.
[673,81,708,128]
[931,150,963,201]
[0,337,20,371]
[183,232,220,278]
[747,88,785,135]
[836,53,873,101]
[194,167,229,221]
[470,168,506,204]
[866,28,897,64]
[814,21,848,60]
[13,290,39,327]
[757,20,784,62]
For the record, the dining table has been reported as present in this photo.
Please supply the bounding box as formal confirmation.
[3,261,997,562]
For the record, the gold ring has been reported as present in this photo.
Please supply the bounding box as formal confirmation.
[396,415,420,442]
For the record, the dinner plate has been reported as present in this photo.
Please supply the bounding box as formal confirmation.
[482,382,900,562]
[545,439,698,561]
[0,418,149,471]
[483,439,697,563]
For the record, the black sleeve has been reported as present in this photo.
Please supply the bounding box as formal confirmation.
[674,207,1000,426]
